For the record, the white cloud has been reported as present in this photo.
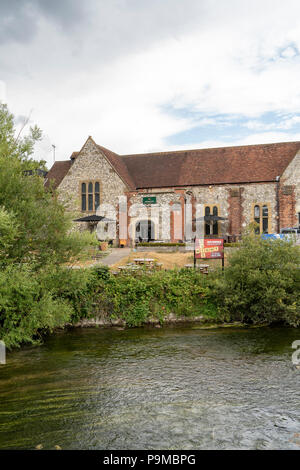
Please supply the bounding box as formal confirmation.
[244,115,300,131]
[2,0,300,166]
[163,131,300,153]
[0,81,6,102]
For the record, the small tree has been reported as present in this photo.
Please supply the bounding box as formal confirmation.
[0,103,96,266]
[213,232,300,326]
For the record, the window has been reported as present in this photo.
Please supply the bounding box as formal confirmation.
[253,203,270,234]
[212,206,218,235]
[204,205,220,237]
[88,182,93,211]
[254,205,260,234]
[95,182,100,210]
[205,206,211,236]
[81,181,100,212]
[81,183,86,211]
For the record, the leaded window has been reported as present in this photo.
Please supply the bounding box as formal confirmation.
[204,205,220,236]
[253,204,270,234]
[81,181,100,212]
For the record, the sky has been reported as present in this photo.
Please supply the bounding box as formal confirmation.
[1,0,300,168]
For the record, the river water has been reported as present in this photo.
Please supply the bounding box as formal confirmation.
[0,326,299,450]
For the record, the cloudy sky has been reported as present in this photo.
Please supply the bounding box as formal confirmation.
[1,0,300,168]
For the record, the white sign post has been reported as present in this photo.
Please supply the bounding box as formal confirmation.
[0,340,6,365]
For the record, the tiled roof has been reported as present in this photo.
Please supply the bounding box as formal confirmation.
[97,144,135,190]
[44,160,72,189]
[122,141,300,188]
[47,140,300,190]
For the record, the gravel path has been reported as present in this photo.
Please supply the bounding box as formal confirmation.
[97,247,131,266]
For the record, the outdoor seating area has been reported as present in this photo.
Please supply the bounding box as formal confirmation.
[112,258,163,275]
[184,263,210,274]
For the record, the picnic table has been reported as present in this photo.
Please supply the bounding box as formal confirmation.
[184,263,209,274]
[133,258,163,271]
[118,265,141,271]
[134,258,156,266]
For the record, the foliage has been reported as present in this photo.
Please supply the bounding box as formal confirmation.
[89,268,213,326]
[0,103,42,163]
[210,233,300,326]
[0,207,19,266]
[38,265,95,323]
[89,264,111,281]
[0,265,73,349]
[0,103,97,267]
[0,103,99,348]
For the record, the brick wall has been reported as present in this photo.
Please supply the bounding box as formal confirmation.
[227,187,244,237]
[279,185,297,228]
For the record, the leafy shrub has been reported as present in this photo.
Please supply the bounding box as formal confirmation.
[38,265,94,322]
[88,268,214,326]
[90,264,111,281]
[211,234,300,326]
[0,265,73,348]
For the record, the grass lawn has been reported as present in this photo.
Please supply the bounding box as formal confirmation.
[110,250,229,270]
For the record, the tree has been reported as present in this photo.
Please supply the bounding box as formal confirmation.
[213,232,300,326]
[0,103,95,266]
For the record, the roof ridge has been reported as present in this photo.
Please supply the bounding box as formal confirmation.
[97,143,120,156]
[96,143,135,189]
[121,140,300,158]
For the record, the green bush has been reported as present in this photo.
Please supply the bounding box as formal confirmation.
[38,265,96,322]
[211,234,300,326]
[2,233,299,349]
[0,265,73,348]
[90,264,111,281]
[88,268,214,326]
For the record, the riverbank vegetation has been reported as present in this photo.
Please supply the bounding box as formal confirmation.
[1,233,299,348]
[0,104,97,348]
[0,103,299,349]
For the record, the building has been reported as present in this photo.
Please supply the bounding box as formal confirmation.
[46,136,300,245]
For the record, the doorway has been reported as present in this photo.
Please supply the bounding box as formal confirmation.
[135,220,155,242]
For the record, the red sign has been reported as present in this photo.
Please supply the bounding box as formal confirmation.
[195,238,224,259]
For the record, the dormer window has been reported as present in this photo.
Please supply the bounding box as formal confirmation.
[81,181,100,212]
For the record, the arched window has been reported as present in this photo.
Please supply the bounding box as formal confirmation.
[212,206,218,235]
[205,206,211,236]
[95,182,100,210]
[204,205,220,237]
[81,181,100,212]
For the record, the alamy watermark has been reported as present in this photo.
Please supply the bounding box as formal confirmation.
[95,198,207,245]
[292,340,300,365]
[0,340,6,365]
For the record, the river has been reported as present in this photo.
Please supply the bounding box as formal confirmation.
[0,325,299,449]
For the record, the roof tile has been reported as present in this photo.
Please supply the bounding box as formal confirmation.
[45,160,72,189]
[47,141,300,190]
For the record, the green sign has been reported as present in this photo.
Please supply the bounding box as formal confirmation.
[143,196,157,205]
